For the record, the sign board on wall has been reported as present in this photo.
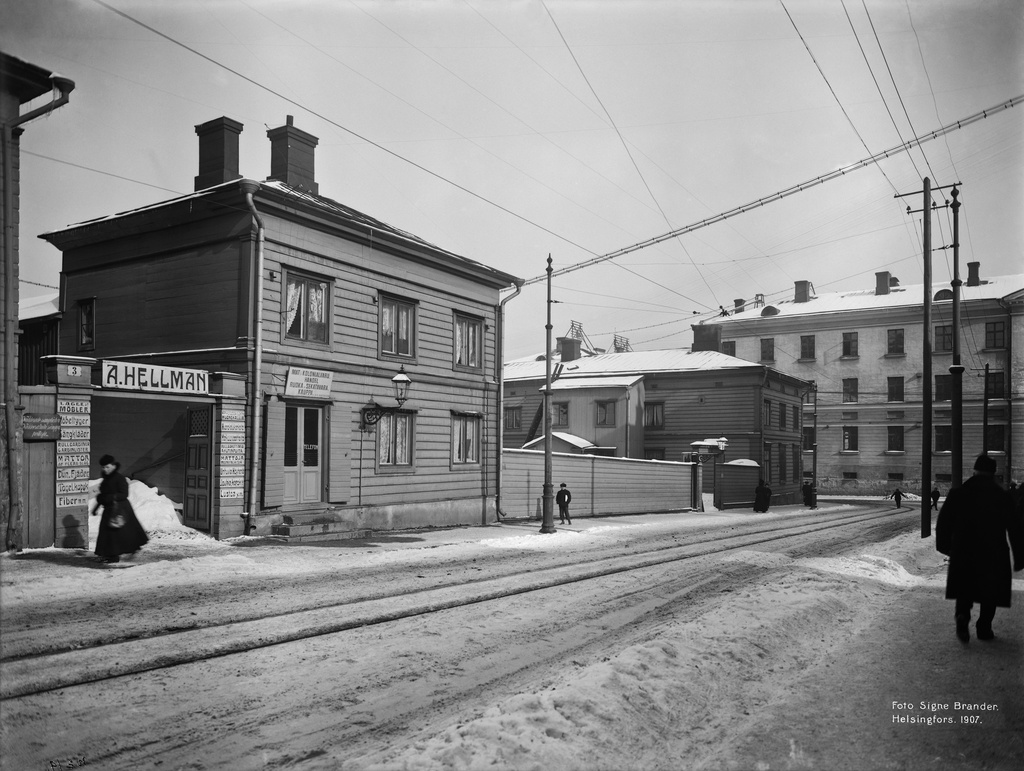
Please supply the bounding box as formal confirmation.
[23,413,61,441]
[56,399,91,511]
[102,361,209,395]
[284,367,333,399]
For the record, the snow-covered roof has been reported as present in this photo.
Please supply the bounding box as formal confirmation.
[716,273,1024,324]
[504,349,759,383]
[522,432,596,451]
[19,292,60,321]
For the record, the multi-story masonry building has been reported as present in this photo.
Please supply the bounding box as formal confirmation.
[712,265,1024,492]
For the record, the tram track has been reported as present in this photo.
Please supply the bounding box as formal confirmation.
[0,505,914,701]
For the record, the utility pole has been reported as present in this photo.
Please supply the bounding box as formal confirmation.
[896,178,958,538]
[540,255,556,534]
[949,186,964,489]
[982,364,990,454]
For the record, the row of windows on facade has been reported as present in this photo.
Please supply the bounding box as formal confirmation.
[503,400,801,432]
[722,322,1008,361]
[800,424,1007,454]
[829,373,1008,404]
[76,279,487,369]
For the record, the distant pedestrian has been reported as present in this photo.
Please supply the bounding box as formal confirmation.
[936,454,1024,643]
[94,454,149,564]
[930,486,941,511]
[801,481,813,507]
[556,483,572,525]
[753,479,772,512]
[889,488,904,509]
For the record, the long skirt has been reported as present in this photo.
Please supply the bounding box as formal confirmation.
[95,501,149,559]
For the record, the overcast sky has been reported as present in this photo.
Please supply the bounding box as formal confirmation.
[5,0,1022,360]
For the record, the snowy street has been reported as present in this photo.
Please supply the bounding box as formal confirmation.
[2,498,1022,770]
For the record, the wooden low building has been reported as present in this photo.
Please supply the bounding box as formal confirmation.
[36,115,521,541]
[503,332,813,507]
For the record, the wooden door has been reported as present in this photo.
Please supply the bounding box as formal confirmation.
[184,407,211,530]
[283,405,322,504]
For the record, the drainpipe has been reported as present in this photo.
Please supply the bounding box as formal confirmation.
[495,279,524,519]
[2,74,74,551]
[240,179,264,535]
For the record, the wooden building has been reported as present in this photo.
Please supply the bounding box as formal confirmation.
[37,115,521,541]
[503,333,813,506]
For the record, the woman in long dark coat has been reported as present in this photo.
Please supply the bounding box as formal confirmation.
[94,454,149,564]
[936,454,1024,642]
[753,479,772,512]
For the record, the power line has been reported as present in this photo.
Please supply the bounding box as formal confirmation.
[519,94,1023,286]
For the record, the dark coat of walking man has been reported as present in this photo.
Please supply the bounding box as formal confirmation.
[936,454,1024,643]
[556,483,572,525]
[890,488,904,508]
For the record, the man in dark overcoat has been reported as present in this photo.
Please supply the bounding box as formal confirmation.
[936,454,1024,642]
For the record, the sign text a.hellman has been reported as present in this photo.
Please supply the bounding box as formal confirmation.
[102,361,209,395]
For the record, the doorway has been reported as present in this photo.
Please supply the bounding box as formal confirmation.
[184,407,212,530]
[284,405,323,504]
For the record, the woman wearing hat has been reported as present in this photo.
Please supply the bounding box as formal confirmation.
[94,455,149,564]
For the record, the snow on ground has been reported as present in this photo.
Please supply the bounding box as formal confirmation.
[362,533,947,771]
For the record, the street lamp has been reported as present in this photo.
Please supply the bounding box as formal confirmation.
[361,366,412,428]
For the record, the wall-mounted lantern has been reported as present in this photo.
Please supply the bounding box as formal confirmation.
[361,366,412,429]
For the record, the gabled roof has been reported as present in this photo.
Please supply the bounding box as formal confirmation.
[715,273,1024,324]
[41,179,521,288]
[504,348,761,383]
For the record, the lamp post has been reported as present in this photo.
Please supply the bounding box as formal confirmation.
[361,366,413,429]
[540,255,556,533]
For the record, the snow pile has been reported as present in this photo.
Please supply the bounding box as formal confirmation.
[88,477,224,550]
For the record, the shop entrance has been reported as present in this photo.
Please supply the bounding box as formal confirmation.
[184,407,212,530]
[284,405,322,504]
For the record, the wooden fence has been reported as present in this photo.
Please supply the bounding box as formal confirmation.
[500,449,693,519]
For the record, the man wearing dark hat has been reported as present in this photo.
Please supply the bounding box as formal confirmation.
[936,454,1024,642]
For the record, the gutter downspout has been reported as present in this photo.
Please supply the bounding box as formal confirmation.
[3,74,74,552]
[240,179,264,536]
[495,279,524,519]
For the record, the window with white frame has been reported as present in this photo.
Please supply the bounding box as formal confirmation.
[378,411,413,467]
[452,413,481,464]
[285,273,329,343]
[380,295,416,358]
[454,313,483,371]
[596,401,616,426]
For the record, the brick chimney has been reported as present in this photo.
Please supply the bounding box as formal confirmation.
[967,261,980,287]
[557,337,581,362]
[875,271,891,296]
[691,324,722,353]
[794,280,811,303]
[733,298,745,313]
[267,115,319,194]
[194,117,243,191]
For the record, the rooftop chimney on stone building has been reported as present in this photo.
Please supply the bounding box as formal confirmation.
[267,115,319,194]
[875,271,891,296]
[794,280,811,303]
[691,324,722,353]
[733,298,745,313]
[967,261,981,286]
[557,337,582,362]
[194,117,243,192]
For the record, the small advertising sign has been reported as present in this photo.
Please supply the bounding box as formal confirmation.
[23,413,61,442]
[284,367,333,399]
